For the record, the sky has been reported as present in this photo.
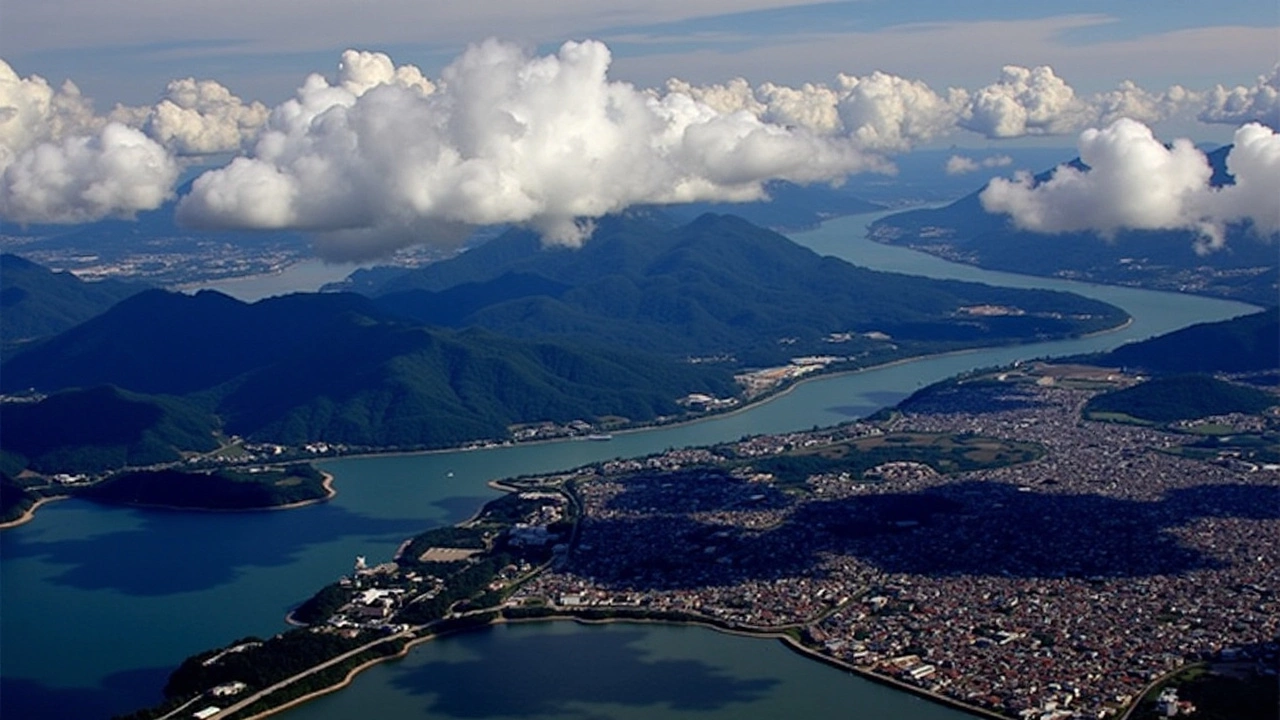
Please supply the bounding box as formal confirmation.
[1,0,1277,258]
[3,0,1275,109]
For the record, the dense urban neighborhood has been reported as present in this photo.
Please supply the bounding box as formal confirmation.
[130,363,1279,720]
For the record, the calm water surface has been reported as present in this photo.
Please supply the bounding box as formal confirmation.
[0,210,1258,719]
[180,258,369,302]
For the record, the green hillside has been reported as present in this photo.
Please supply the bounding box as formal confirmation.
[1093,308,1279,374]
[0,289,736,450]
[0,473,38,523]
[372,212,1128,366]
[1,213,1132,459]
[80,465,329,510]
[0,253,149,359]
[1085,375,1278,424]
[0,386,221,473]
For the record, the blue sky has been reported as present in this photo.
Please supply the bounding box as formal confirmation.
[4,0,1275,114]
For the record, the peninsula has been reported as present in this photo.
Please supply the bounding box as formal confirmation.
[1,465,333,528]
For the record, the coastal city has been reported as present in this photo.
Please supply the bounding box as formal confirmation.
[4,5,1279,720]
[158,362,1279,720]
[513,365,1279,720]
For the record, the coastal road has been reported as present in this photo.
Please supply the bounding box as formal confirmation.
[209,628,419,719]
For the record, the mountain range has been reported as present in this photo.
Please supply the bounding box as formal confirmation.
[0,385,219,474]
[0,287,736,455]
[0,253,149,358]
[868,146,1279,307]
[2,210,1131,468]
[362,210,1128,367]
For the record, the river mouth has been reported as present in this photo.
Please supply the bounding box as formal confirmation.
[0,211,1259,720]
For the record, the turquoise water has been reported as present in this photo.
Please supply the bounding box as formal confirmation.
[0,211,1258,719]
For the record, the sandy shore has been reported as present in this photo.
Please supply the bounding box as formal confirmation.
[0,494,71,530]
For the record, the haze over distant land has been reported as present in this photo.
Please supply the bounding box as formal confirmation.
[870,144,1280,306]
[1,2,1276,265]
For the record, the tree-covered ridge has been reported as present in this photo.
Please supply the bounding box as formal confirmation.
[869,147,1279,306]
[0,253,149,359]
[0,289,736,450]
[0,386,220,474]
[1092,308,1279,375]
[1,212,1128,455]
[371,211,1127,366]
[0,473,38,524]
[1084,375,1278,424]
[80,464,329,510]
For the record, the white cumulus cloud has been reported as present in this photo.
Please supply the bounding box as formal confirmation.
[0,60,180,223]
[1210,122,1280,237]
[178,40,884,258]
[127,78,271,155]
[668,71,963,150]
[979,118,1280,252]
[836,72,966,151]
[664,64,1201,148]
[0,59,101,166]
[1199,65,1280,129]
[1,122,179,223]
[961,65,1093,138]
[1092,81,1200,127]
[945,154,1013,175]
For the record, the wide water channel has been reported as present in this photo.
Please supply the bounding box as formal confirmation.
[0,211,1259,719]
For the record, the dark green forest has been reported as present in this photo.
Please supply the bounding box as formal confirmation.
[80,464,328,510]
[1091,307,1279,374]
[0,289,736,449]
[2,213,1128,458]
[369,211,1128,366]
[1085,375,1278,423]
[0,386,219,474]
[0,253,149,360]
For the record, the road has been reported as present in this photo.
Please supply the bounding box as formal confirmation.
[209,628,418,719]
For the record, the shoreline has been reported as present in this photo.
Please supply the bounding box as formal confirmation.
[1,313,1134,532]
[116,316,1166,719]
[863,235,1276,310]
[232,610,1010,720]
[1,472,336,530]
[0,494,70,530]
[100,471,338,515]
[321,315,1138,467]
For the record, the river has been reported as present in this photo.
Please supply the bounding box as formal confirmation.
[0,210,1257,720]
